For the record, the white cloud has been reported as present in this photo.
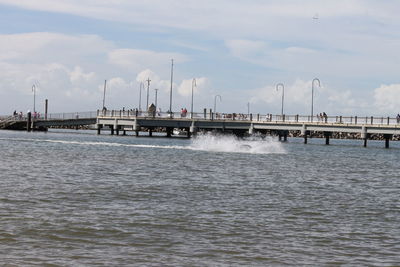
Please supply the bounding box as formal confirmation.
[0,32,192,113]
[108,49,188,71]
[177,77,209,97]
[374,84,400,114]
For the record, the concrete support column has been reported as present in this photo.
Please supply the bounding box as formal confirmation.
[283,130,288,142]
[304,135,308,144]
[324,132,332,145]
[97,124,101,135]
[190,121,197,135]
[149,128,153,137]
[166,127,173,137]
[384,134,392,149]
[110,125,114,135]
[123,130,126,136]
[116,127,119,135]
[186,128,191,138]
[27,112,32,132]
[361,126,367,147]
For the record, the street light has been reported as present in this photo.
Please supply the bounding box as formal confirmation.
[138,82,144,111]
[311,78,321,122]
[102,79,107,109]
[169,59,174,114]
[214,95,222,113]
[32,84,36,113]
[276,83,284,116]
[154,88,159,113]
[191,78,196,118]
[146,77,151,111]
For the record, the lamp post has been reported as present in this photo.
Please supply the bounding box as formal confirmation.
[138,82,144,111]
[102,80,107,109]
[276,83,284,116]
[191,78,196,118]
[146,77,151,111]
[311,78,321,122]
[214,95,222,113]
[169,59,174,114]
[154,88,158,113]
[32,84,36,113]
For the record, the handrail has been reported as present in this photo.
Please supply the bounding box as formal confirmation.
[2,110,400,126]
[97,110,400,126]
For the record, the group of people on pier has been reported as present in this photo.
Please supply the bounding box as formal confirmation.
[317,112,328,122]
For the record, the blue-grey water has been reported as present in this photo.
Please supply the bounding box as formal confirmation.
[0,129,399,266]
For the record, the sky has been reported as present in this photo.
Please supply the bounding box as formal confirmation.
[1,0,400,116]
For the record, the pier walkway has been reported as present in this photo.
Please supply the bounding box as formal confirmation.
[2,110,400,148]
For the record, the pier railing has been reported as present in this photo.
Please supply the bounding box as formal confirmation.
[2,110,400,126]
[97,110,400,126]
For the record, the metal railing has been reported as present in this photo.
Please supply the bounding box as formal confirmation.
[2,110,400,126]
[98,110,400,126]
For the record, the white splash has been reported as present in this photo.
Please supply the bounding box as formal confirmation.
[189,132,286,154]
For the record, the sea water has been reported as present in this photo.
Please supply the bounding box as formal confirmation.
[0,130,399,266]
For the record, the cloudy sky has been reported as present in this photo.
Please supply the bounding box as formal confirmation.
[1,0,400,116]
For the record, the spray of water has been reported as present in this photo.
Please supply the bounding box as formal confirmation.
[189,132,286,154]
[1,133,286,154]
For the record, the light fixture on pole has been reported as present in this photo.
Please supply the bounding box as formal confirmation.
[138,82,144,111]
[154,88,158,113]
[102,80,107,109]
[214,95,222,113]
[191,78,196,118]
[311,78,321,122]
[146,77,151,111]
[32,84,36,113]
[169,59,174,114]
[276,83,284,116]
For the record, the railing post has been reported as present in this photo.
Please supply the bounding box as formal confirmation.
[257,114,259,121]
[387,117,390,125]
[296,114,299,122]
[355,116,357,124]
[339,116,342,123]
[282,114,285,122]
[250,113,253,121]
[371,116,373,125]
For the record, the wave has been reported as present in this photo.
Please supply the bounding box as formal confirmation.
[0,133,286,154]
[189,132,286,154]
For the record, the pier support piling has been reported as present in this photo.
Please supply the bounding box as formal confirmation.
[384,134,392,149]
[110,125,114,135]
[27,112,32,132]
[166,127,173,137]
[324,132,332,145]
[97,124,101,135]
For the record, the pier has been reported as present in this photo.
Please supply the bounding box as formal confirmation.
[1,110,400,148]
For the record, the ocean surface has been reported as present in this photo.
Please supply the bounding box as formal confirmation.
[0,129,399,266]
